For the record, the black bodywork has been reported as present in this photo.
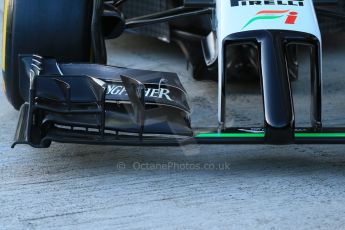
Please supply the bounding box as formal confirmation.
[220,30,322,144]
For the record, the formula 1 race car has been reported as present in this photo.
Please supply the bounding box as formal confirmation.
[2,0,345,148]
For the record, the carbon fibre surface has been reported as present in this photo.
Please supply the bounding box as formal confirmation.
[122,0,170,41]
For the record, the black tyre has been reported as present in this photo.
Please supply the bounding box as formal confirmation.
[2,0,94,109]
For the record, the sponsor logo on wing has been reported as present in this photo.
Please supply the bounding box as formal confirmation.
[106,85,173,101]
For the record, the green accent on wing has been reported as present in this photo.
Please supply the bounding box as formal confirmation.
[295,133,345,138]
[197,132,345,139]
[242,15,284,30]
[196,133,265,138]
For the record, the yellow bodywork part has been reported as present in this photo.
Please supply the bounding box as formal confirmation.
[2,0,9,71]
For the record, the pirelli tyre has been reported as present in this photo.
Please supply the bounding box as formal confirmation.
[318,1,345,33]
[2,0,94,109]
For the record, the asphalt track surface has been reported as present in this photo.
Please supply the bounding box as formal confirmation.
[1,3,345,230]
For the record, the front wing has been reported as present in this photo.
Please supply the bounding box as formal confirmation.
[11,54,345,148]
